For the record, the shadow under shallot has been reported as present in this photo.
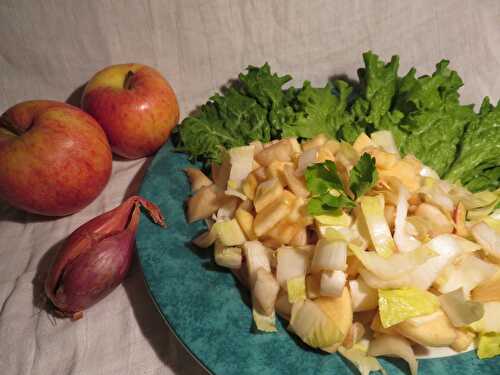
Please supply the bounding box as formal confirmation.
[123,256,208,375]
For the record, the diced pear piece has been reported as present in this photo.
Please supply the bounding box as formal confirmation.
[290,227,307,246]
[214,241,242,269]
[283,164,310,198]
[235,207,257,240]
[184,168,212,192]
[253,196,292,237]
[379,159,421,192]
[352,133,375,153]
[252,166,268,182]
[289,299,343,349]
[242,173,258,200]
[302,134,328,151]
[450,329,475,352]
[266,219,303,245]
[472,270,500,303]
[317,147,335,163]
[366,147,398,169]
[254,178,283,212]
[371,130,400,155]
[266,161,290,187]
[192,225,217,248]
[415,203,454,237]
[370,312,399,335]
[394,309,457,347]
[242,241,271,285]
[315,287,353,350]
[213,219,246,246]
[255,139,293,166]
[187,184,225,223]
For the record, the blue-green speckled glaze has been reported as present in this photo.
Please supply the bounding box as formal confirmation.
[136,141,499,375]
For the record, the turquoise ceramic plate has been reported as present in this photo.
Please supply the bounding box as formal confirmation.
[136,142,499,375]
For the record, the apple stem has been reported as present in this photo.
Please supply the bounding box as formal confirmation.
[123,71,134,90]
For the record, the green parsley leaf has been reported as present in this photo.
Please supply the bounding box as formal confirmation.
[304,160,343,195]
[349,153,378,199]
[304,160,356,215]
[307,195,355,216]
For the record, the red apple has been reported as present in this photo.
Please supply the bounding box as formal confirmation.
[81,63,179,159]
[0,100,112,216]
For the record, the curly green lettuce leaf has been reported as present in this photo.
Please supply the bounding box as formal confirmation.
[238,63,296,137]
[394,60,476,176]
[358,51,400,127]
[349,53,477,177]
[282,80,353,139]
[177,64,294,163]
[445,98,500,191]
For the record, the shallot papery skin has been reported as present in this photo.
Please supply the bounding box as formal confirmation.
[45,196,165,320]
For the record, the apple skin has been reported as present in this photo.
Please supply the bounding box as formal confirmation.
[0,100,112,216]
[81,64,179,159]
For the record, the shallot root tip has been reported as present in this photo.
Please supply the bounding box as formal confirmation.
[137,197,166,227]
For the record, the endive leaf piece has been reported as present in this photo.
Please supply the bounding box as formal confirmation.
[477,332,500,359]
[276,246,310,287]
[438,288,484,327]
[469,302,500,333]
[359,195,396,257]
[287,276,307,303]
[394,185,421,252]
[289,299,343,348]
[252,308,277,332]
[378,287,439,328]
[434,254,498,297]
[350,244,436,281]
[338,340,387,375]
[368,334,418,375]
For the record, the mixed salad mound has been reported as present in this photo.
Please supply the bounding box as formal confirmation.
[185,131,500,375]
[178,52,500,375]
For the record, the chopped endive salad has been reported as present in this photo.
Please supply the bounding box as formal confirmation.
[185,131,500,375]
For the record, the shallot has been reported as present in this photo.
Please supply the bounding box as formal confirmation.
[45,196,165,319]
